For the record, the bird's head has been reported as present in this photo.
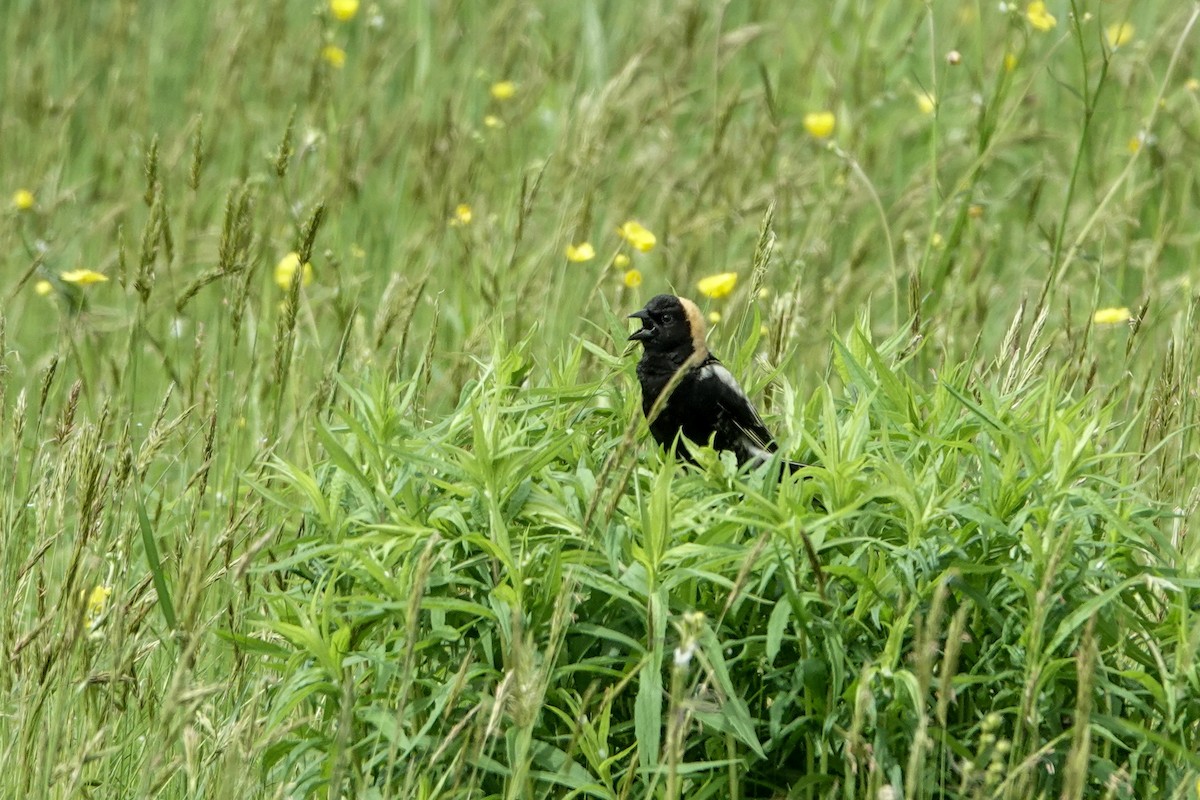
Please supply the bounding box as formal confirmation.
[628,294,708,356]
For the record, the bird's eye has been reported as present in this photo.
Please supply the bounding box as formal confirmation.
[661,313,674,324]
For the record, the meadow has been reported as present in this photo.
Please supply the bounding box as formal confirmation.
[2,0,1199,797]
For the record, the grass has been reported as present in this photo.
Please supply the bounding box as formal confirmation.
[2,1,1200,797]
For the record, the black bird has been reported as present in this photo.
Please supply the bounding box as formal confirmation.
[628,293,801,471]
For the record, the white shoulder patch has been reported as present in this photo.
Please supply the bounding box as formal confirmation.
[700,362,746,395]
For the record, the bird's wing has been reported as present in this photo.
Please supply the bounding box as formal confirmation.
[695,357,776,453]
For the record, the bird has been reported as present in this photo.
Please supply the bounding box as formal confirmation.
[627,293,802,472]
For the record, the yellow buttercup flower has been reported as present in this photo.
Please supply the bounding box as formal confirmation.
[12,189,34,211]
[1004,52,1019,72]
[623,269,642,288]
[483,114,504,129]
[83,584,112,628]
[1026,1,1056,31]
[322,45,346,69]
[697,272,738,299]
[916,91,936,115]
[491,80,517,100]
[450,203,473,226]
[1093,307,1131,325]
[617,220,656,252]
[1105,22,1133,48]
[86,585,112,617]
[613,253,631,269]
[60,269,109,285]
[803,111,836,139]
[34,280,52,296]
[274,253,314,290]
[707,311,721,324]
[329,0,359,21]
[565,242,595,262]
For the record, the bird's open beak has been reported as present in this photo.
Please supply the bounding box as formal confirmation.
[627,310,653,341]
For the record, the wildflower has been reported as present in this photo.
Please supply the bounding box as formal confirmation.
[12,189,34,211]
[1105,22,1133,48]
[450,204,473,226]
[697,272,738,299]
[1004,52,1019,71]
[673,643,696,668]
[274,252,314,289]
[1026,1,1056,31]
[1187,78,1200,92]
[322,45,346,69]
[803,111,836,139]
[329,0,358,21]
[1093,307,1131,325]
[34,280,52,296]
[759,323,769,337]
[916,91,936,115]
[483,114,504,129]
[614,253,631,269]
[931,233,945,248]
[350,244,366,258]
[565,242,595,262]
[60,269,109,285]
[490,80,517,100]
[707,311,721,324]
[617,220,656,252]
[84,585,112,627]
[623,269,642,288]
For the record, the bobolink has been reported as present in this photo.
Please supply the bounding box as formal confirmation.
[628,293,801,471]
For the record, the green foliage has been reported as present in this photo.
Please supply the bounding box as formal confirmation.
[2,1,1200,798]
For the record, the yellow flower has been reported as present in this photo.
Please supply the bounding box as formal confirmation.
[803,111,836,139]
[483,114,504,129]
[85,585,112,618]
[916,91,936,115]
[350,244,366,258]
[1004,52,1019,72]
[450,203,473,226]
[707,311,721,324]
[759,323,769,337]
[491,80,517,100]
[1026,1,1056,31]
[329,0,359,21]
[1127,134,1146,153]
[565,242,595,262]
[1187,78,1200,92]
[623,269,643,288]
[274,252,314,290]
[1093,307,1131,325]
[931,233,945,249]
[617,220,656,252]
[60,269,109,285]
[34,280,52,296]
[1105,22,1133,48]
[614,253,631,269]
[322,45,346,69]
[12,188,34,211]
[697,272,738,299]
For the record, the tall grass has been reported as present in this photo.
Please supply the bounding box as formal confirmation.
[1,1,1199,797]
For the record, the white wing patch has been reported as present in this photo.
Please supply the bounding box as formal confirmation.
[699,362,745,396]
